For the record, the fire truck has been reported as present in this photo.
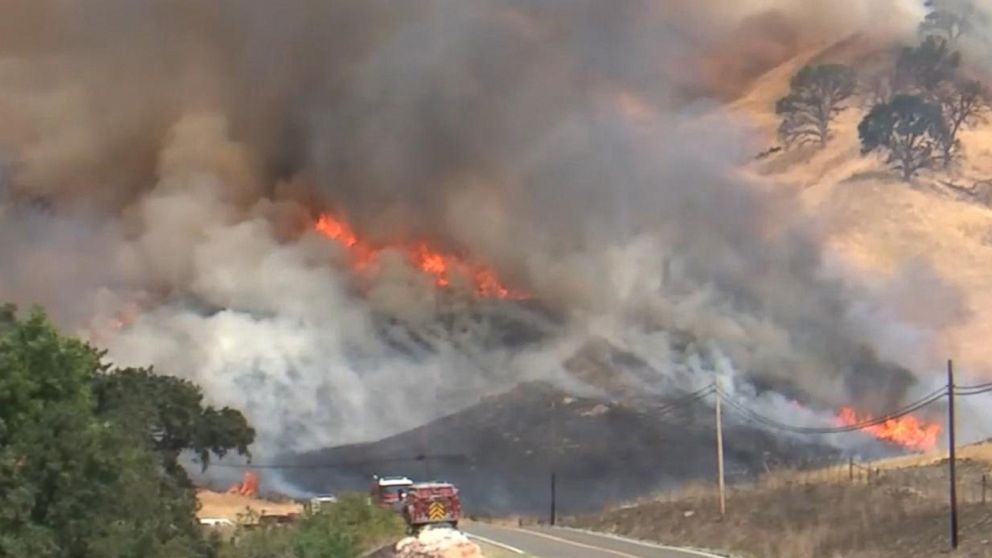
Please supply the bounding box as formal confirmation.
[370,476,462,533]
[400,482,462,533]
[370,475,414,510]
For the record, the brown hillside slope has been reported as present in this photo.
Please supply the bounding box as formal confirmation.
[727,36,992,376]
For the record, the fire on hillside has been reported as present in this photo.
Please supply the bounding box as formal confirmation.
[836,407,941,452]
[315,213,528,300]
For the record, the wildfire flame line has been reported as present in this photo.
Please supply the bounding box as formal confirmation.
[836,406,941,452]
[314,213,526,300]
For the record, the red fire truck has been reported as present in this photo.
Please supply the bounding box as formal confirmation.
[369,475,414,510]
[400,482,462,533]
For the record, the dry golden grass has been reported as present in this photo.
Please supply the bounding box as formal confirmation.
[573,440,992,558]
[570,477,992,558]
[196,489,303,522]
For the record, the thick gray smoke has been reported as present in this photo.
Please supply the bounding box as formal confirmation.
[0,0,954,460]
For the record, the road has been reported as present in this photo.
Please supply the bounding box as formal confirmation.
[465,523,724,558]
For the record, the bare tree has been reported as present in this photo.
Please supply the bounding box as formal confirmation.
[859,94,948,181]
[936,79,991,167]
[775,64,857,148]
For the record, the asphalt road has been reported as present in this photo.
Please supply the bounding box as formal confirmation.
[465,524,724,558]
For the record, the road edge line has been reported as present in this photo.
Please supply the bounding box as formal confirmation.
[543,526,735,558]
[466,533,526,554]
[505,528,641,558]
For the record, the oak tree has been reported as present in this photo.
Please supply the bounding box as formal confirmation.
[776,64,858,148]
[859,94,949,181]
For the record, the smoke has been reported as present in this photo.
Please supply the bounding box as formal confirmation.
[0,0,955,460]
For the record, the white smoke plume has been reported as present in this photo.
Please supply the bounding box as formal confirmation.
[0,0,960,462]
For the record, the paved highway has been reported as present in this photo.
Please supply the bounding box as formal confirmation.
[465,523,725,558]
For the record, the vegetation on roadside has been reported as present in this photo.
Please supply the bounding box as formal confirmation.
[218,493,405,558]
[566,455,992,558]
[0,304,407,558]
[0,304,255,557]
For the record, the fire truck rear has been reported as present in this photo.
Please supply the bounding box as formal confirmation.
[401,482,461,533]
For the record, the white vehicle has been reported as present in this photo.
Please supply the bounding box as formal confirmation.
[307,495,338,513]
[198,517,235,528]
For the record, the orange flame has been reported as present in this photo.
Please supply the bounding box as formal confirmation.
[314,213,526,299]
[227,471,259,497]
[836,406,941,452]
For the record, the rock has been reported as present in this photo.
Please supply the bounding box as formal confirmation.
[682,510,695,518]
[394,527,484,558]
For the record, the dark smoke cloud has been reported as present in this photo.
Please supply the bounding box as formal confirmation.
[0,0,946,456]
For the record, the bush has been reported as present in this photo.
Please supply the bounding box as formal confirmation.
[220,493,405,558]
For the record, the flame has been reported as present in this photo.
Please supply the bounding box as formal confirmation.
[313,213,526,299]
[836,406,941,452]
[227,471,259,497]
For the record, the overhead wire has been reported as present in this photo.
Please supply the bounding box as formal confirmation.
[717,386,947,435]
[954,382,992,396]
[200,453,473,470]
[646,384,716,416]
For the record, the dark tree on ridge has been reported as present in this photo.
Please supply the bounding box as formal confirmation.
[859,94,948,181]
[776,64,857,148]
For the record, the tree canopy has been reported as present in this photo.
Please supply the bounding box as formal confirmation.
[775,64,857,148]
[0,304,255,557]
[893,35,961,99]
[935,78,991,166]
[859,94,949,181]
[93,367,254,474]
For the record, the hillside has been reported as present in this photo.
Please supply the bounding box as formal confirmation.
[285,380,886,517]
[730,34,992,375]
[567,440,992,558]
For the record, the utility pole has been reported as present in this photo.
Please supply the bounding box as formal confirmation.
[948,359,959,550]
[549,397,558,525]
[422,423,432,479]
[550,472,557,526]
[716,380,726,518]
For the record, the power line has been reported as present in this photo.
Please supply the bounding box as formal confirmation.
[646,385,716,416]
[718,386,947,435]
[954,383,992,396]
[201,453,472,470]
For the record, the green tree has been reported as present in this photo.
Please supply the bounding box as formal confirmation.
[859,94,949,181]
[92,367,255,476]
[775,64,857,148]
[0,304,254,557]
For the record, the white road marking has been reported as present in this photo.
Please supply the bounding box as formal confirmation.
[467,532,526,554]
[548,527,731,558]
[507,528,642,558]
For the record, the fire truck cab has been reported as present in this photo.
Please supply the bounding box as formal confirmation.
[400,482,462,533]
[369,475,414,510]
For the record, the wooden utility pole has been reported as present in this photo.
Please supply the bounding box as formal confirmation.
[948,359,959,550]
[550,472,557,526]
[422,424,432,479]
[716,380,726,518]
[549,397,558,525]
